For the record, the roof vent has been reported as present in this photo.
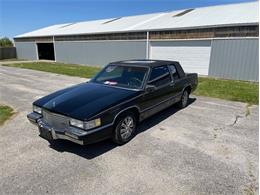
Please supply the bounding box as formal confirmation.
[59,23,76,28]
[173,9,194,17]
[103,17,121,24]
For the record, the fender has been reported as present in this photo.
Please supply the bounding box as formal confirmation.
[112,105,141,125]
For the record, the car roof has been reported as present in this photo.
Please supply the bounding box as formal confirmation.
[110,59,179,67]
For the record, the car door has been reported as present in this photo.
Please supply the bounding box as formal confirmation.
[140,65,173,118]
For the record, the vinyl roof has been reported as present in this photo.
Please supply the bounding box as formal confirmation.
[111,59,178,67]
[15,1,259,38]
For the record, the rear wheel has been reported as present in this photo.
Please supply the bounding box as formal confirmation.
[113,112,137,145]
[177,89,189,108]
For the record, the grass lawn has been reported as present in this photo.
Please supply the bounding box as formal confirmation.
[0,105,15,125]
[2,62,101,78]
[194,77,259,105]
[1,62,259,104]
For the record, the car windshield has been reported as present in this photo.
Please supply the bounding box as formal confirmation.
[92,65,148,89]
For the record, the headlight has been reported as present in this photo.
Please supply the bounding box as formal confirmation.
[70,118,84,129]
[33,105,42,114]
[69,118,101,130]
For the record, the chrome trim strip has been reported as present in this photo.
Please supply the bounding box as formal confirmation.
[28,119,38,126]
[91,82,142,91]
[55,133,84,145]
[144,81,171,93]
[51,129,57,139]
[27,112,42,125]
[140,93,181,113]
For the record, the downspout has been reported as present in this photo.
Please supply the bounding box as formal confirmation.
[53,36,57,62]
[146,31,150,59]
[35,41,39,60]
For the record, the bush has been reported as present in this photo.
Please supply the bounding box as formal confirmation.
[0,37,13,47]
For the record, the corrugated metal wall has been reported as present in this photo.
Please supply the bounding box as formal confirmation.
[15,38,258,81]
[55,40,147,66]
[15,42,37,60]
[208,38,259,81]
[0,47,16,60]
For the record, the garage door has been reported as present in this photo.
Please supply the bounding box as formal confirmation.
[150,40,211,75]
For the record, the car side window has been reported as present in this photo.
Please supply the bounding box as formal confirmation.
[168,64,180,80]
[148,65,171,87]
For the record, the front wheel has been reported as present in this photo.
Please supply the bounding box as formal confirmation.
[113,112,137,145]
[176,89,189,108]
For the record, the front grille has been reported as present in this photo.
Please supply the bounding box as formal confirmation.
[42,110,70,131]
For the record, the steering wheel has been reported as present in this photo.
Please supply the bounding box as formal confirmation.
[128,77,142,88]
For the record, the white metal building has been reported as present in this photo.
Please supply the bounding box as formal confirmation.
[14,2,259,81]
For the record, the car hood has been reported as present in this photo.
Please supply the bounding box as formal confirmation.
[34,82,141,120]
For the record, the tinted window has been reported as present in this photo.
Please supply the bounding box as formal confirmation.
[169,65,180,80]
[148,66,171,87]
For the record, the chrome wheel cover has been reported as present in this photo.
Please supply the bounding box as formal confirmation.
[120,116,134,140]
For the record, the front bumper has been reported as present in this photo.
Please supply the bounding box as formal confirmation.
[27,112,113,145]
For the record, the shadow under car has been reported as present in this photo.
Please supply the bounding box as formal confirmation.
[48,97,196,159]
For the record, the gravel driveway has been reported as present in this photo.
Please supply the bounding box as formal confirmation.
[0,65,258,195]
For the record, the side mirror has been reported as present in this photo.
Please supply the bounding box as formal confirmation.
[145,85,156,93]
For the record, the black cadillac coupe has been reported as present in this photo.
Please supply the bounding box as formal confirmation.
[27,60,198,145]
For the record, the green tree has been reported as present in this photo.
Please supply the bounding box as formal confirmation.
[0,37,13,47]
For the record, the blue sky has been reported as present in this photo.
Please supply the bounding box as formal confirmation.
[0,0,255,39]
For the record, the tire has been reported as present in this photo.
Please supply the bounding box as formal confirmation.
[112,112,137,145]
[176,89,189,109]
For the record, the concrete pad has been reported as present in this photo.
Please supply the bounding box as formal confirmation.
[0,65,258,194]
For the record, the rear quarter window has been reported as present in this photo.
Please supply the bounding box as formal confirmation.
[168,65,180,80]
[148,66,171,87]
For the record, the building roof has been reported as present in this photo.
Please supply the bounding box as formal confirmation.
[15,1,259,38]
